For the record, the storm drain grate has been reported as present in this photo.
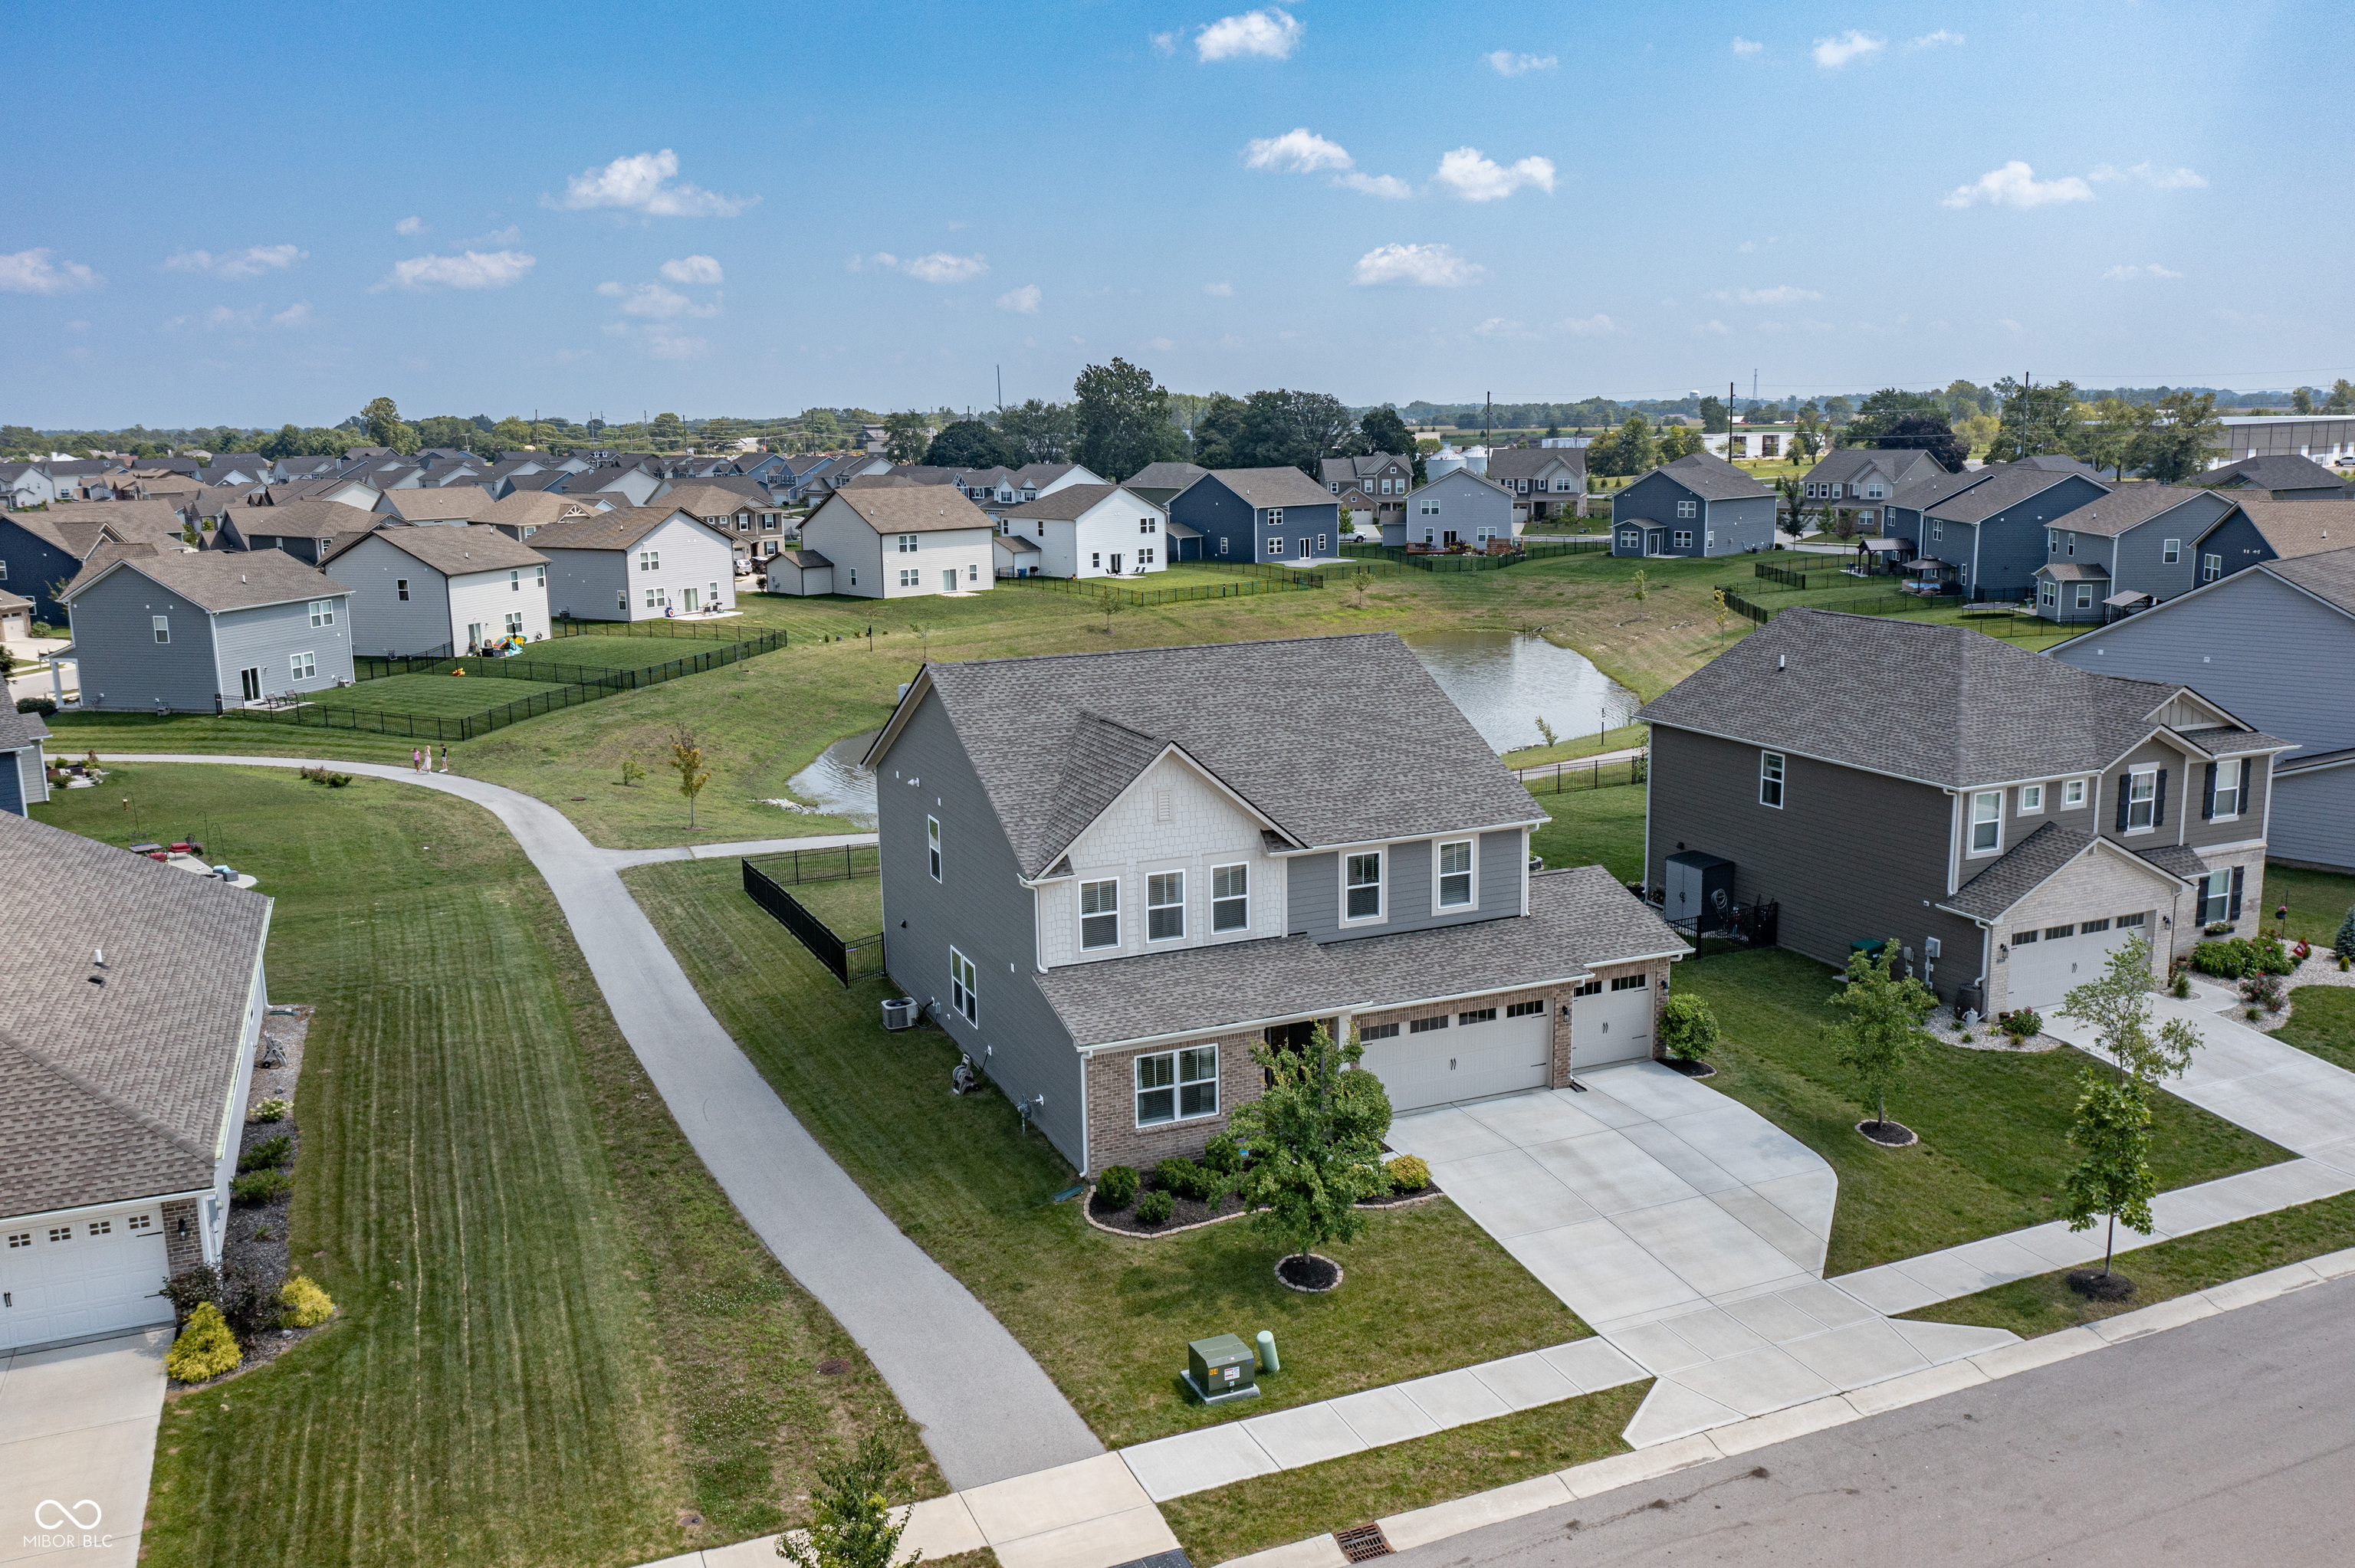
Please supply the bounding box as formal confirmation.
[1334,1524,1392,1562]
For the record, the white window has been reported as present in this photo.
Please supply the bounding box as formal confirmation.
[1970,790,2002,853]
[899,569,918,588]
[848,569,857,586]
[1217,537,1228,556]
[1759,751,1785,808]
[1266,507,1284,527]
[151,615,169,644]
[504,611,522,636]
[1091,553,1102,570]
[2202,553,2222,582]
[510,569,521,592]
[2212,759,2242,818]
[950,947,977,1025]
[308,599,334,627]
[1420,498,1440,516]
[1266,536,1283,557]
[898,533,918,553]
[2020,783,2044,815]
[645,587,662,608]
[2039,580,2058,609]
[2075,583,2094,610]
[1345,850,1383,921]
[1677,499,1696,518]
[2163,539,2180,564]
[1706,530,1716,546]
[1316,533,1328,553]
[289,651,315,680]
[396,577,410,601]
[1080,878,1119,949]
[2064,778,2086,807]
[639,549,659,572]
[1673,530,1693,548]
[1135,1044,1217,1125]
[2127,769,2157,830]
[711,578,723,601]
[1437,838,1474,908]
[2199,869,2232,926]
[1148,871,1185,940]
[1619,528,1641,549]
[928,815,941,879]
[1211,863,1249,932]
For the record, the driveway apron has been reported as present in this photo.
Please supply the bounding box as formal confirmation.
[0,1327,167,1567]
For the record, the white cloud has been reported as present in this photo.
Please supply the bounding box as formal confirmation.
[1196,8,1302,61]
[163,243,304,279]
[2100,263,2184,280]
[1907,28,1963,49]
[1704,284,1823,306]
[1474,317,1536,340]
[1557,313,1618,336]
[374,249,537,290]
[645,332,706,360]
[551,149,754,217]
[205,304,261,330]
[659,254,724,284]
[272,301,314,328]
[1432,146,1556,202]
[997,284,1042,313]
[1696,319,1731,336]
[1149,28,1179,54]
[1731,36,1763,56]
[846,252,895,272]
[612,282,718,319]
[1243,127,1352,173]
[394,215,425,236]
[1485,50,1556,76]
[1940,161,2095,209]
[1335,170,1414,199]
[465,225,524,246]
[1812,30,1884,67]
[899,251,989,284]
[1204,281,1234,297]
[2090,161,2208,190]
[1351,243,1483,287]
[1999,317,2023,332]
[1144,336,1176,351]
[0,248,103,294]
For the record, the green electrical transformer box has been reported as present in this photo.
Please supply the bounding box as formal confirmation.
[1184,1334,1261,1404]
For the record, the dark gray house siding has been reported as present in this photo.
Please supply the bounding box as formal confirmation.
[1283,829,1524,943]
[2113,494,2232,604]
[0,518,85,621]
[1896,474,2107,601]
[1644,725,1983,999]
[67,568,224,710]
[2189,511,2277,586]
[1609,474,1774,558]
[1166,477,1338,565]
[875,693,1085,1166]
[333,534,457,656]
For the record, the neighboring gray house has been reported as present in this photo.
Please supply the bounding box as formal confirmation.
[0,502,200,622]
[1483,446,1587,526]
[858,632,1687,1173]
[1799,448,1949,536]
[0,809,273,1351]
[1640,609,2290,1017]
[0,705,48,816]
[1319,451,1418,536]
[2201,454,2349,501]
[2050,546,2355,871]
[323,524,550,656]
[2190,498,2355,588]
[1883,461,2108,601]
[1391,467,1516,549]
[526,504,740,621]
[218,499,380,564]
[1610,454,1775,559]
[60,543,355,710]
[2031,483,2238,622]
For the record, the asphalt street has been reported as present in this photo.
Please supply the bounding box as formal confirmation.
[1407,1273,2355,1566]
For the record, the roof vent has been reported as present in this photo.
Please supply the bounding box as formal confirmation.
[1778,654,1786,671]
[93,947,105,967]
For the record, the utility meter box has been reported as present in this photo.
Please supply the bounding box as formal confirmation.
[1664,851,1736,933]
[1184,1334,1261,1405]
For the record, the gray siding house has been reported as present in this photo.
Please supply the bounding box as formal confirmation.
[1390,467,1516,548]
[1610,454,1775,558]
[2189,498,2355,589]
[61,544,355,711]
[0,707,49,816]
[1884,462,2107,602]
[859,633,1685,1174]
[1165,467,1342,565]
[2050,547,2355,872]
[1799,448,1948,536]
[323,525,551,657]
[1641,609,2290,1017]
[2031,484,2236,622]
[0,502,197,621]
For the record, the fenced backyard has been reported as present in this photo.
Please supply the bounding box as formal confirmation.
[997,559,1398,606]
[1513,753,1647,793]
[1342,538,1609,573]
[741,853,885,986]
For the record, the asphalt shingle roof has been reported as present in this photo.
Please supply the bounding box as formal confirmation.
[1940,822,2201,922]
[378,488,496,523]
[2038,483,2212,538]
[325,523,544,575]
[820,485,996,536]
[2037,561,2110,581]
[1805,448,1944,486]
[2265,545,2355,612]
[1121,462,1209,495]
[2229,500,2355,560]
[64,544,348,612]
[522,504,685,552]
[1921,463,2092,523]
[1206,466,1338,509]
[1652,452,1770,500]
[2207,454,2346,493]
[1003,483,1151,522]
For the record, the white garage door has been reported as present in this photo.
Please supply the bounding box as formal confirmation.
[0,1206,174,1352]
[1572,976,1654,1070]
[2006,917,2140,1012]
[1360,1005,1552,1111]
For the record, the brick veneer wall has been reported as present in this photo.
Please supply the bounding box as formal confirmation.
[162,1197,202,1278]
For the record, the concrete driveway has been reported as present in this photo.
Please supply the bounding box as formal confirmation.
[0,1328,168,1566]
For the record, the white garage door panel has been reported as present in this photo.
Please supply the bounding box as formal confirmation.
[2007,921,2138,1011]
[1361,1013,1551,1112]
[1572,982,1654,1070]
[0,1208,175,1352]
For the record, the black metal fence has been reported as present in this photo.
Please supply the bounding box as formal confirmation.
[742,857,885,986]
[1517,753,1647,792]
[1719,587,1963,625]
[1345,537,1608,573]
[747,842,880,885]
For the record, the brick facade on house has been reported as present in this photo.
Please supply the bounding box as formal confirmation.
[162,1197,203,1278]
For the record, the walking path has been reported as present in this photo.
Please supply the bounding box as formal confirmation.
[1506,744,1646,785]
[94,755,1099,1492]
[0,1326,168,1568]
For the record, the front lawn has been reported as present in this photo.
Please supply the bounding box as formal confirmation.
[622,858,1591,1450]
[2274,985,2355,1071]
[1678,948,2294,1275]
[35,764,921,1568]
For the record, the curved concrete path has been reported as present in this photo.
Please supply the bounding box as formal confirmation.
[95,755,1102,1491]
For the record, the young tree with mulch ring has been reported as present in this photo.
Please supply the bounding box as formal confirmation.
[777,1430,918,1568]
[1658,992,1719,1076]
[2061,936,2201,1085]
[1224,1025,1394,1291]
[1826,940,1936,1144]
[670,722,714,830]
[2059,1066,2158,1299]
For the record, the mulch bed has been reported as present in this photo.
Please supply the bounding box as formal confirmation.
[1662,1057,1717,1079]
[1276,1253,1343,1293]
[2068,1268,2137,1301]
[1086,1172,1445,1237]
[1856,1119,1919,1147]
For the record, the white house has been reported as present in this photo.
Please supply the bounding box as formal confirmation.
[324,524,551,655]
[525,505,741,622]
[1388,467,1519,549]
[994,484,1168,579]
[799,484,997,599]
[764,549,836,596]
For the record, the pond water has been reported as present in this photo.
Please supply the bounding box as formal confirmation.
[780,730,880,825]
[1402,630,1642,753]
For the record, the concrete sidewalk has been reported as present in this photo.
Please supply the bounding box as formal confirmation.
[601,832,875,868]
[94,754,1100,1491]
[0,1327,168,1568]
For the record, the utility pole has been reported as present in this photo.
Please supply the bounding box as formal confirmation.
[997,365,1003,412]
[1484,392,1491,442]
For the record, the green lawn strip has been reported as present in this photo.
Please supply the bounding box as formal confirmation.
[1526,781,1648,884]
[1678,948,2295,1275]
[1898,1189,2355,1340]
[310,671,578,718]
[1499,724,1649,769]
[622,857,1591,1449]
[1159,1383,1648,1568]
[2262,862,2355,946]
[2272,985,2355,1071]
[47,709,430,763]
[781,874,885,937]
[35,765,921,1568]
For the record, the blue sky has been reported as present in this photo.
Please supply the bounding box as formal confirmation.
[5,1,2347,427]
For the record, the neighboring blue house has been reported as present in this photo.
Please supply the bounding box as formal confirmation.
[1165,467,1342,565]
[1608,454,1775,559]
[61,543,355,712]
[0,706,49,816]
[2029,483,2238,622]
[2190,497,2355,589]
[1883,461,2108,602]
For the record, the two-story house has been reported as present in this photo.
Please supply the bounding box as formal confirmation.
[1483,446,1588,526]
[2189,497,2355,589]
[323,524,550,656]
[860,633,1687,1173]
[1884,460,2107,602]
[1319,452,1417,536]
[1390,467,1516,549]
[655,479,793,563]
[1168,467,1345,566]
[1640,609,2292,1018]
[1610,454,1776,559]
[800,484,997,599]
[993,484,1168,579]
[61,543,356,710]
[1798,448,1948,536]
[2030,484,2238,622]
[526,504,740,620]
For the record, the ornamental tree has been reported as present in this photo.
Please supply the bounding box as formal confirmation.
[1225,1026,1394,1274]
[1826,940,1937,1131]
[2061,1067,2157,1277]
[2061,936,2201,1084]
[777,1431,916,1568]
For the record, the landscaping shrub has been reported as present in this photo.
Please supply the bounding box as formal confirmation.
[1095,1164,1139,1209]
[2242,972,2287,1014]
[1384,1154,1430,1192]
[1135,1189,1174,1226]
[2172,969,2193,998]
[252,1097,291,1122]
[15,696,57,717]
[166,1302,242,1384]
[2337,905,2355,963]
[238,1135,293,1173]
[2191,937,2295,980]
[231,1167,292,1205]
[1659,992,1719,1059]
[278,1274,336,1329]
[1997,1006,2044,1042]
[1201,1132,1242,1173]
[1155,1156,1228,1203]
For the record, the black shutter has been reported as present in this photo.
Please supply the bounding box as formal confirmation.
[2202,762,2217,820]
[2117,774,2131,832]
[2230,865,2245,923]
[2154,769,2167,827]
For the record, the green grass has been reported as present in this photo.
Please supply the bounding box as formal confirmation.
[314,671,578,718]
[2263,862,2355,946]
[622,857,1591,1449]
[1499,723,1648,769]
[782,874,885,938]
[1900,1189,2355,1340]
[2274,985,2355,1071]
[35,763,925,1568]
[1527,781,1648,884]
[1680,948,2295,1275]
[1160,1383,1647,1566]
